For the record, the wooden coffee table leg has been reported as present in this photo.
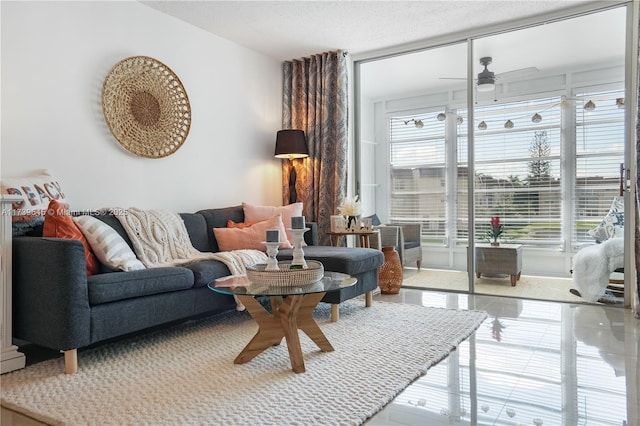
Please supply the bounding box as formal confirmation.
[297,292,333,352]
[234,295,284,365]
[277,295,305,373]
[235,293,335,374]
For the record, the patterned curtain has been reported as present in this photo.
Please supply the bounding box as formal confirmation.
[281,50,348,246]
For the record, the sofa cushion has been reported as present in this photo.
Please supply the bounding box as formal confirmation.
[93,212,134,249]
[87,267,195,305]
[179,213,210,252]
[197,206,245,252]
[404,241,421,250]
[73,215,145,272]
[43,200,100,276]
[214,214,292,251]
[242,202,303,245]
[277,246,383,276]
[182,259,232,287]
[588,196,624,243]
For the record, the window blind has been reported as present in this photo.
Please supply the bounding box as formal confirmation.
[387,91,624,249]
[574,89,625,244]
[460,97,563,247]
[389,113,447,244]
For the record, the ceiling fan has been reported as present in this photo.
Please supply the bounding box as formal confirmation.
[440,57,539,92]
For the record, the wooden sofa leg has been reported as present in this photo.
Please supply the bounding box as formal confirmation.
[365,291,373,307]
[64,349,78,374]
[331,304,339,322]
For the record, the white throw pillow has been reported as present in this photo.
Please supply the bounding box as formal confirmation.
[1,170,70,222]
[74,215,145,272]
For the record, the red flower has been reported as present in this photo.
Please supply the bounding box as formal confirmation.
[489,217,504,243]
[491,216,501,229]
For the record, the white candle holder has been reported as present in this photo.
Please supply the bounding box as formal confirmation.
[262,241,280,271]
[288,228,309,269]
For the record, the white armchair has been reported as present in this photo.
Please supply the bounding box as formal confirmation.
[370,223,423,270]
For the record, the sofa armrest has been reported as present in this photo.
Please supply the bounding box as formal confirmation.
[304,222,319,246]
[12,237,91,351]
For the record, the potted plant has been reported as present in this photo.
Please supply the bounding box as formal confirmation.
[489,216,504,246]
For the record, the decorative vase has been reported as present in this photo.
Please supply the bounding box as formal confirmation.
[378,247,403,294]
[346,215,359,231]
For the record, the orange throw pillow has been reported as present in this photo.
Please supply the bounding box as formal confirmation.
[227,219,259,229]
[214,214,292,251]
[43,199,99,276]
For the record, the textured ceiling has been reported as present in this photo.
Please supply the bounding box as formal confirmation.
[141,0,601,61]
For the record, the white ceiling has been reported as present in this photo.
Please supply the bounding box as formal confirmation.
[141,1,627,100]
[141,0,603,61]
[360,6,627,100]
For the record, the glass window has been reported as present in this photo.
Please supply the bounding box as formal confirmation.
[389,112,447,244]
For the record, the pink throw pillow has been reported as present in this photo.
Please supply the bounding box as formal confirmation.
[213,214,292,252]
[242,202,303,245]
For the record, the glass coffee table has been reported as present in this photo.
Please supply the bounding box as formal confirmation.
[208,272,356,373]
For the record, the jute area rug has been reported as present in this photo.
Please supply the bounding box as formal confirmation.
[1,299,487,426]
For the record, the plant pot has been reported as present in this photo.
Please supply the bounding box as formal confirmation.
[378,246,403,294]
[491,241,500,247]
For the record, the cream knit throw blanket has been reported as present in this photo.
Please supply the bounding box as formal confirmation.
[115,208,268,310]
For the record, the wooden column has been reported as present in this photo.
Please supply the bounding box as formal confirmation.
[1,195,26,374]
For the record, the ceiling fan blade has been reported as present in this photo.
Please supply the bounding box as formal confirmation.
[496,66,539,80]
[440,65,538,83]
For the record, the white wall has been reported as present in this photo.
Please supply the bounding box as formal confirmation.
[1,1,283,212]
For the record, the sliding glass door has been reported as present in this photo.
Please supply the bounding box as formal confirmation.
[356,4,631,304]
[358,41,470,292]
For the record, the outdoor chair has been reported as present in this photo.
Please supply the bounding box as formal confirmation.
[365,214,423,270]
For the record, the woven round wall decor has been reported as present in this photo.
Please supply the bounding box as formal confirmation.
[101,56,191,158]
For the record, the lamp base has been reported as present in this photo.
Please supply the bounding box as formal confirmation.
[288,160,298,204]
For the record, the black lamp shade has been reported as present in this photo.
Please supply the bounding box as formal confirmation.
[274,129,309,159]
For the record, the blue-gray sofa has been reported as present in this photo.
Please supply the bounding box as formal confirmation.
[12,205,383,374]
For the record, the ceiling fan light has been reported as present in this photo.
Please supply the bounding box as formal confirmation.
[504,120,514,129]
[476,57,495,92]
[478,121,487,130]
[414,119,424,128]
[477,82,495,92]
[436,113,446,121]
[531,113,542,123]
[584,100,596,111]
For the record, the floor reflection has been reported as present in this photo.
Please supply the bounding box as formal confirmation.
[368,289,639,426]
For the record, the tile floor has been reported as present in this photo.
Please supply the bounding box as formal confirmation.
[367,289,639,426]
[2,288,639,426]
